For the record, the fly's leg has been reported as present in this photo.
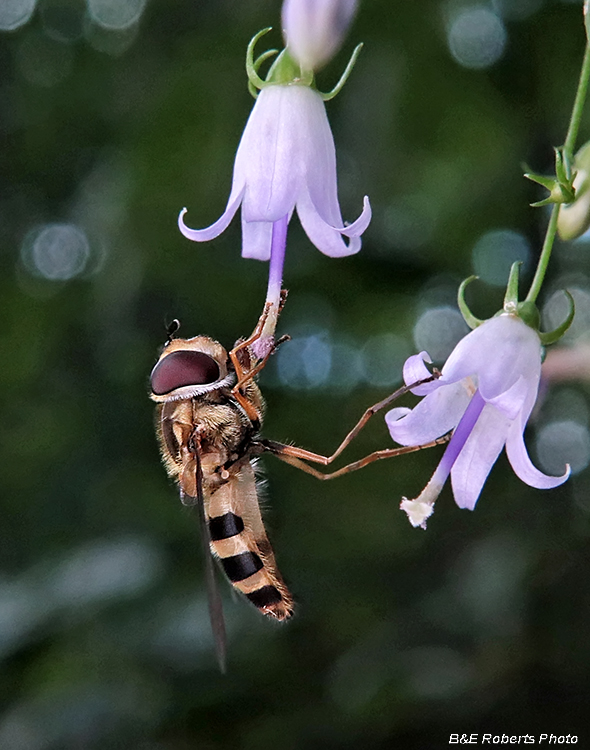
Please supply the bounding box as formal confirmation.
[256,371,445,478]
[229,301,290,421]
[262,372,441,468]
[262,434,450,480]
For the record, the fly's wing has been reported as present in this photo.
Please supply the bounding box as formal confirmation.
[182,445,228,674]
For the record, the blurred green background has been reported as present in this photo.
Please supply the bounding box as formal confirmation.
[1,0,590,747]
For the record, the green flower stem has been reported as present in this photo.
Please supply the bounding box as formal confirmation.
[525,204,560,304]
[526,39,590,305]
[564,40,590,164]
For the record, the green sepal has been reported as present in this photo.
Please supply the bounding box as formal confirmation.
[528,180,576,207]
[246,28,274,92]
[555,147,574,185]
[516,300,540,330]
[248,48,279,98]
[524,147,576,207]
[318,43,363,101]
[524,170,555,191]
[503,261,522,312]
[458,275,484,329]
[538,290,575,345]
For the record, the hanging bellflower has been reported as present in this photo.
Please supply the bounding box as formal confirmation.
[179,2,369,354]
[179,79,370,261]
[386,267,573,529]
[178,23,370,262]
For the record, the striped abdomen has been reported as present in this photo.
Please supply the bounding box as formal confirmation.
[207,461,294,621]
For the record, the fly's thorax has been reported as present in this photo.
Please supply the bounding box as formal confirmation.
[193,395,258,454]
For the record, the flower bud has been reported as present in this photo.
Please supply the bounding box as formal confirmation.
[557,141,590,241]
[281,0,358,71]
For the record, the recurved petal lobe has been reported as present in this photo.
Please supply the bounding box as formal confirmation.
[386,380,472,446]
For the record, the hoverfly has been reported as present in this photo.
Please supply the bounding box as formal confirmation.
[149,305,445,671]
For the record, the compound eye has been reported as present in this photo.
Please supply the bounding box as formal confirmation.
[150,350,221,395]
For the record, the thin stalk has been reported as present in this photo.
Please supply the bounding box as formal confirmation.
[564,40,590,162]
[251,215,288,359]
[525,204,560,304]
[526,39,590,304]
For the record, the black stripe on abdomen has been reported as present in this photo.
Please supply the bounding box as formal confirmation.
[209,512,244,541]
[246,585,283,608]
[221,551,263,582]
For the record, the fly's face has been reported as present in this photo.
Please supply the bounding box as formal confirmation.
[149,336,234,403]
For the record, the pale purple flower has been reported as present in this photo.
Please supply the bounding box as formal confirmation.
[386,314,570,528]
[282,0,358,71]
[178,83,371,260]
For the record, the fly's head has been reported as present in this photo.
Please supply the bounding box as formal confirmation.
[149,334,234,403]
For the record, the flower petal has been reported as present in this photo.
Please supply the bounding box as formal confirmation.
[297,188,365,256]
[241,219,273,260]
[237,86,308,223]
[485,375,530,420]
[335,196,372,238]
[291,85,371,254]
[403,352,440,396]
[386,380,472,446]
[178,185,244,242]
[385,406,411,424]
[441,315,541,401]
[505,419,570,489]
[450,403,510,509]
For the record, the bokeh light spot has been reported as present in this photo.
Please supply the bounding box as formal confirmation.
[447,6,507,70]
[536,421,590,476]
[0,0,37,31]
[48,537,163,606]
[405,646,474,699]
[414,307,469,363]
[277,333,332,390]
[329,340,363,393]
[87,0,147,30]
[472,229,530,287]
[361,333,410,388]
[21,223,90,281]
[16,32,73,88]
[383,195,436,252]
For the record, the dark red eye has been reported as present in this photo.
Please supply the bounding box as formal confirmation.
[150,350,221,395]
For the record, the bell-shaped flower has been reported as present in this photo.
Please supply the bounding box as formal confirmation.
[385,314,570,529]
[179,82,371,260]
[282,0,358,71]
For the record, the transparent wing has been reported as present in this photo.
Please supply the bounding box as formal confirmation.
[184,446,228,674]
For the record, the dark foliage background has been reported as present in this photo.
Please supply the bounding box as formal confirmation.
[1,0,590,748]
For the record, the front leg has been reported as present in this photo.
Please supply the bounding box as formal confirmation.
[261,435,451,480]
[260,373,441,468]
[230,302,290,422]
